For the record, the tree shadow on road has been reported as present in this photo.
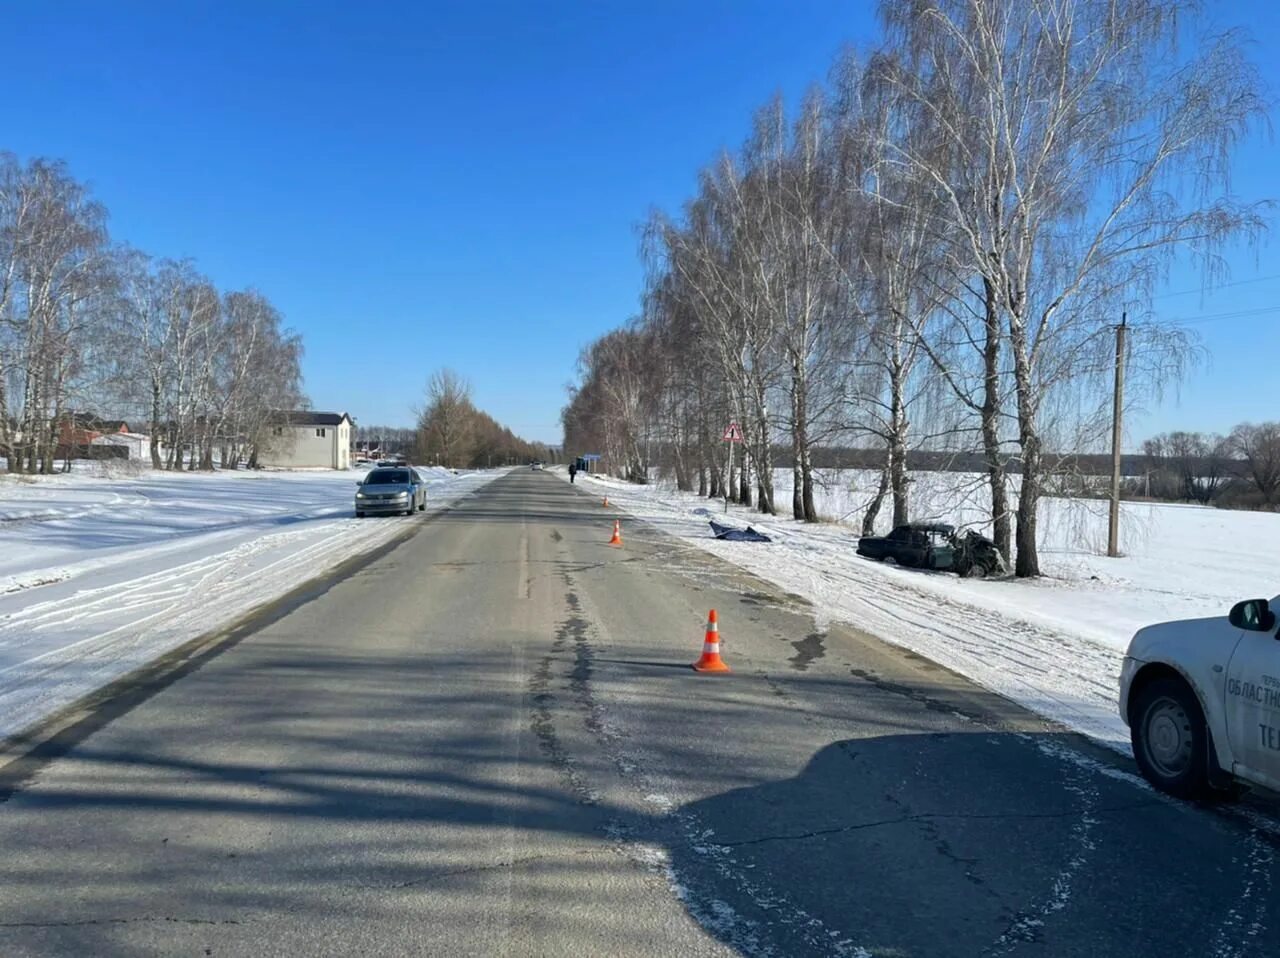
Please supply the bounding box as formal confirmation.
[2,636,1279,958]
[663,731,1280,958]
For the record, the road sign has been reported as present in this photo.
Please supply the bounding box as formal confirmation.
[722,422,744,443]
[582,454,602,461]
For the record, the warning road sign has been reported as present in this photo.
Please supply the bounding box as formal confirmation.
[722,422,744,443]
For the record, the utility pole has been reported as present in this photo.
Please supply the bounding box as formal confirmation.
[1108,314,1127,558]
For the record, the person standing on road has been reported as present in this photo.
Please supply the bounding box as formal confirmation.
[568,462,577,483]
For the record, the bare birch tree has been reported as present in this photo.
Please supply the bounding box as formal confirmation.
[875,0,1267,574]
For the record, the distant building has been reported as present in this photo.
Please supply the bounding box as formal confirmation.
[57,413,130,448]
[259,411,353,470]
[91,431,152,461]
[43,413,150,462]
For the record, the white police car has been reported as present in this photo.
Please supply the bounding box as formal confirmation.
[1120,595,1280,798]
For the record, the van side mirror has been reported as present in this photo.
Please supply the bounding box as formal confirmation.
[1229,599,1276,632]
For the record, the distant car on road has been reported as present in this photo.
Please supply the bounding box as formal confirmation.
[355,466,426,517]
[530,461,543,470]
[856,522,1005,577]
[1121,595,1280,799]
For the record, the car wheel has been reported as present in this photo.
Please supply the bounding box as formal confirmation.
[356,511,365,518]
[1130,676,1212,799]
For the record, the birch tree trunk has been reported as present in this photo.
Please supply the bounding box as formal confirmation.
[1010,314,1042,577]
[862,462,890,536]
[981,278,1011,562]
[887,327,910,528]
[149,379,163,469]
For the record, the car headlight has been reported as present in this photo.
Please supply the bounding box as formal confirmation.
[355,492,366,499]
[394,491,409,498]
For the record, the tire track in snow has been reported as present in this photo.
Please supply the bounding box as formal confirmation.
[0,488,150,526]
[809,561,1126,740]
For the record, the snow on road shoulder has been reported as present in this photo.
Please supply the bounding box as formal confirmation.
[563,468,1157,751]
[0,466,503,741]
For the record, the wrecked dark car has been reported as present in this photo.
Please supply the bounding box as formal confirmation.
[856,522,1006,577]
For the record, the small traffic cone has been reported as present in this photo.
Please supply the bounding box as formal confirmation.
[608,519,622,547]
[603,496,609,508]
[692,610,730,672]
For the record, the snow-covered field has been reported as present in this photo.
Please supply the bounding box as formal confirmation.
[0,464,501,740]
[565,467,1278,752]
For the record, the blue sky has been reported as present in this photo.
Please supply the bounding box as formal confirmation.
[2,1,1277,447]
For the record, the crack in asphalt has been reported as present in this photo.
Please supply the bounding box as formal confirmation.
[709,800,1163,848]
[849,667,989,724]
[0,916,244,928]
[354,850,602,891]
[373,854,552,889]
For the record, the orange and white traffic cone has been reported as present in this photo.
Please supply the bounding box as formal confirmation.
[608,519,622,547]
[692,610,730,672]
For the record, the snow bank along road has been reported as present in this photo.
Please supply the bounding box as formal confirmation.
[0,469,1276,957]
[0,466,501,741]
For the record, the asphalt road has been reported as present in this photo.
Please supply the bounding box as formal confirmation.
[0,469,1277,957]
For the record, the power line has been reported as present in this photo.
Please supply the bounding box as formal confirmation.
[1150,272,1280,302]
[1155,304,1280,326]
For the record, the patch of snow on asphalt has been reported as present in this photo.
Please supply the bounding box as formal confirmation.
[1209,830,1274,958]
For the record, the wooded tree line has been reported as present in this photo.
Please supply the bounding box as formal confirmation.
[416,368,553,469]
[563,0,1266,576]
[0,152,305,473]
[1141,424,1280,510]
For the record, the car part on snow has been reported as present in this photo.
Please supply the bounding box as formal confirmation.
[709,521,772,543]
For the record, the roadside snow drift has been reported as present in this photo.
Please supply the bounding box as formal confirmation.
[0,466,500,740]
